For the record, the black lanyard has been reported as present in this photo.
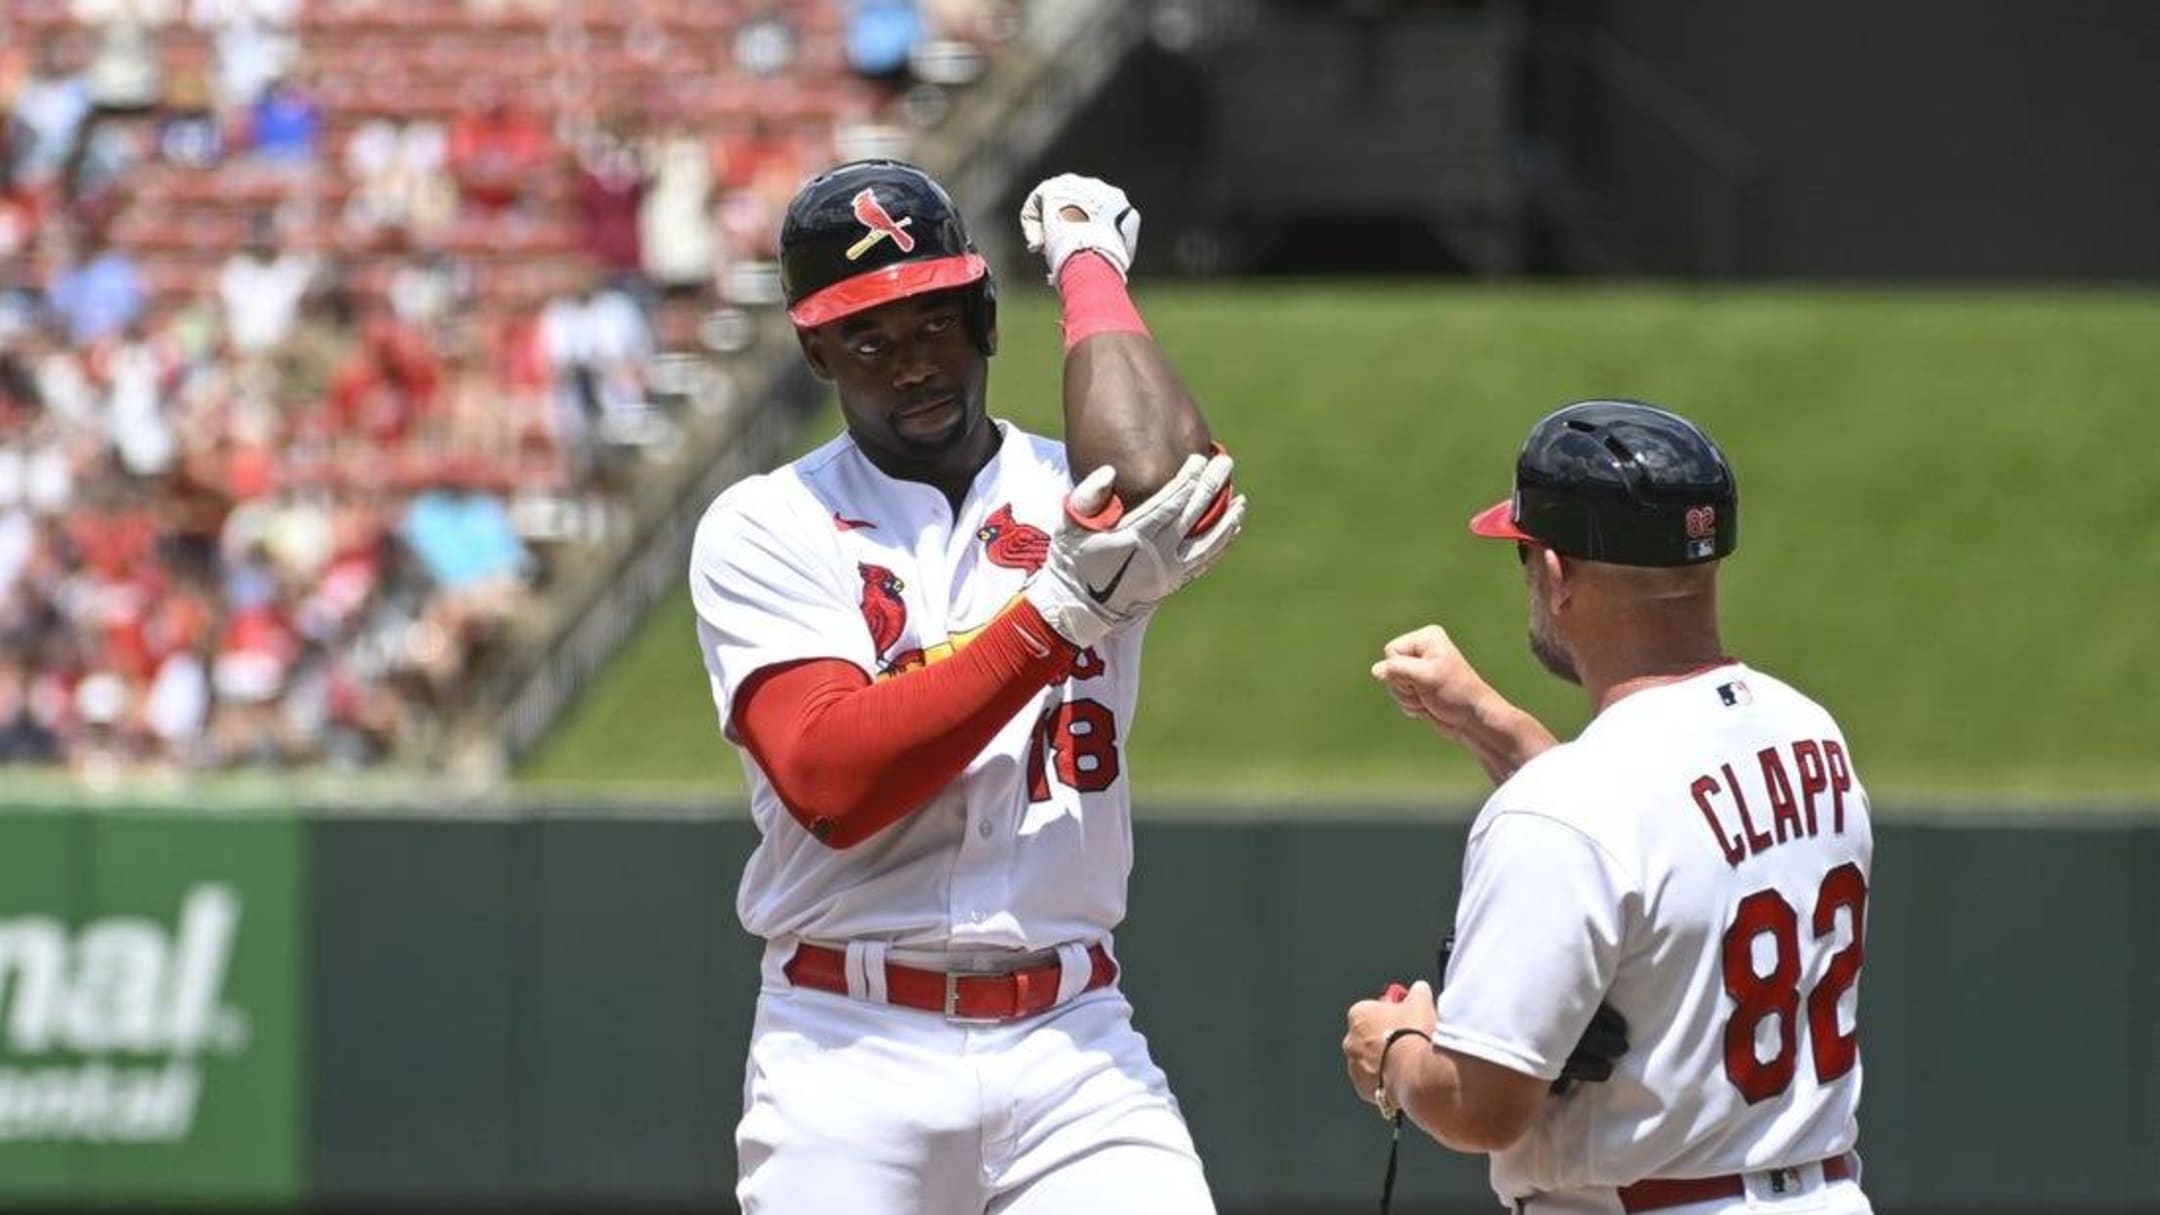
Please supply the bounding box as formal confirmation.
[1378,1110,1406,1213]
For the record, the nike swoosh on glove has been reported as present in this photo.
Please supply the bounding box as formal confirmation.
[1023,451,1247,648]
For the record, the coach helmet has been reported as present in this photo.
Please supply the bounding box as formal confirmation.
[1470,400,1739,566]
[779,159,997,355]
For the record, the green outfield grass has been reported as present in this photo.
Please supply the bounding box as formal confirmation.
[520,285,2160,803]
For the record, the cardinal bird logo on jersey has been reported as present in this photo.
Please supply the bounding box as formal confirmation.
[977,504,1050,574]
[858,563,909,658]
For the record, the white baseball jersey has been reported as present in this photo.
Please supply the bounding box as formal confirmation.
[1435,663,1873,1206]
[689,420,1148,952]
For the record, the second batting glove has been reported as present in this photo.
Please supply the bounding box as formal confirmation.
[1019,173,1142,284]
[1024,451,1245,648]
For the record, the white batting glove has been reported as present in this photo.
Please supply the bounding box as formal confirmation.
[1024,451,1247,648]
[1019,173,1142,284]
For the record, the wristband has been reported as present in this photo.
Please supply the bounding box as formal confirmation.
[1057,252,1149,351]
[1374,1026,1428,1122]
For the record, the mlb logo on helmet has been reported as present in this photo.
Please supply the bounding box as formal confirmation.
[1684,505,1718,559]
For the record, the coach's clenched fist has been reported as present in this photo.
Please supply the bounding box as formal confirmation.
[1372,625,1492,731]
[1371,625,1557,784]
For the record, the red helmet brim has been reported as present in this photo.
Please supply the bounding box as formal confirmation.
[787,253,988,328]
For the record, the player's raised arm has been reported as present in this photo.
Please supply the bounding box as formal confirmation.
[704,456,1240,850]
[1021,174,1213,502]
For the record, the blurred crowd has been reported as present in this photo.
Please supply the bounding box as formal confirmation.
[1,0,1017,775]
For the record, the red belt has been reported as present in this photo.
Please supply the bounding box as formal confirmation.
[1617,1154,1856,1213]
[783,942,1116,1022]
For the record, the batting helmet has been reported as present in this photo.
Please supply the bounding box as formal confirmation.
[779,159,997,355]
[1469,400,1739,566]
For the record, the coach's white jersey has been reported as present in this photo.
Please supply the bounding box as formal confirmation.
[689,421,1147,950]
[1435,663,1872,1205]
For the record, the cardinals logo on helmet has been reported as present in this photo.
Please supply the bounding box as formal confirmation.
[858,563,909,659]
[977,504,1050,574]
[846,189,916,260]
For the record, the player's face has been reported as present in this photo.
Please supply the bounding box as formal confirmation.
[800,289,991,469]
[1524,546,1581,685]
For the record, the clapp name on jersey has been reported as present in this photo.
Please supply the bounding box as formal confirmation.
[1688,737,1855,868]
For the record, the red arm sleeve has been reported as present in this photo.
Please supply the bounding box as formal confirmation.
[733,600,1076,849]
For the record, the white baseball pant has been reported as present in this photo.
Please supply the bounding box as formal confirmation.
[736,977,1214,1214]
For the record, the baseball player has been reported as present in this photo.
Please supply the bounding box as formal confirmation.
[1343,400,1875,1215]
[690,160,1243,1214]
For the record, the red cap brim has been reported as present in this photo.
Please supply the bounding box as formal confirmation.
[788,253,989,328]
[1468,498,1536,542]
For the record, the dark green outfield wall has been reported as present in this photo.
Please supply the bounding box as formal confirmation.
[0,808,2149,1212]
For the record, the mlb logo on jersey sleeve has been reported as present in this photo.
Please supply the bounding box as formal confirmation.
[1717,679,1753,707]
